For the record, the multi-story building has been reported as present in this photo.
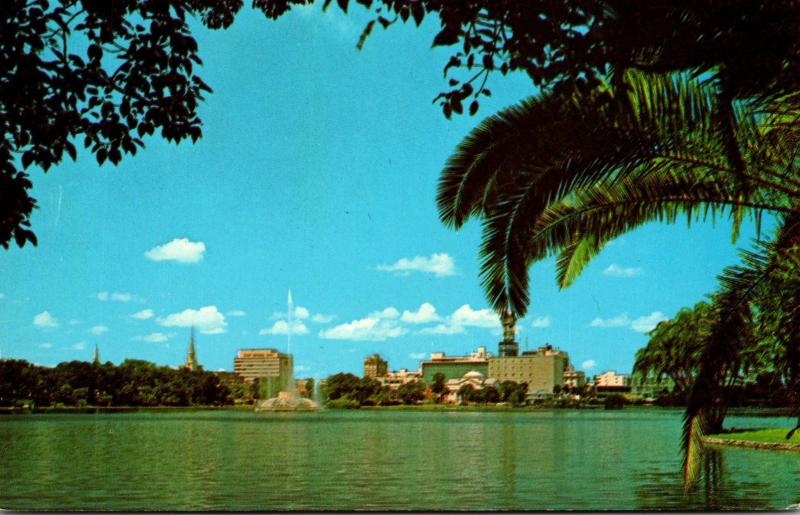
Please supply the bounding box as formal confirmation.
[233,348,292,399]
[363,354,388,379]
[488,344,568,396]
[563,368,587,389]
[420,346,491,384]
[379,368,422,390]
[443,370,499,404]
[593,370,632,394]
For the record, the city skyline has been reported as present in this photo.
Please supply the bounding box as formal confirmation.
[0,3,766,378]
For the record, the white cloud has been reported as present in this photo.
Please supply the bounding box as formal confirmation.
[227,310,246,317]
[603,264,643,278]
[581,359,597,371]
[376,253,456,277]
[631,311,668,333]
[531,315,551,328]
[88,325,109,335]
[451,304,500,328]
[145,238,206,263]
[589,311,668,332]
[70,341,86,350]
[158,305,227,335]
[33,311,58,328]
[133,332,170,343]
[271,306,313,320]
[319,316,405,341]
[590,313,631,328]
[416,304,501,336]
[68,319,80,326]
[98,291,143,303]
[419,323,465,335]
[311,313,335,323]
[368,307,400,319]
[131,309,154,320]
[37,342,53,349]
[401,303,441,324]
[409,352,427,360]
[259,320,310,336]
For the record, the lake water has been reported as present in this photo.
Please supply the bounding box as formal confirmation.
[1,408,799,511]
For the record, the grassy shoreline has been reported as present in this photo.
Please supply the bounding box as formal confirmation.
[705,428,800,451]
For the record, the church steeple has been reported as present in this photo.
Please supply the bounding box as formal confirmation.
[93,344,101,366]
[184,326,198,371]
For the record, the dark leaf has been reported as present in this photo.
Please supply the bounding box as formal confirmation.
[433,27,459,47]
[21,151,34,169]
[411,2,424,26]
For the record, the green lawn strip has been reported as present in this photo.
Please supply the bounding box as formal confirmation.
[713,428,800,444]
[705,428,800,450]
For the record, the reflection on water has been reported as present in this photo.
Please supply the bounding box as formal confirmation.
[0,409,798,510]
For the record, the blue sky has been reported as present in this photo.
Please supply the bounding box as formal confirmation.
[0,4,763,379]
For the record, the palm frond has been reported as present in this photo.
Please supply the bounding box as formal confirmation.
[682,410,707,488]
[527,168,783,288]
[681,212,800,488]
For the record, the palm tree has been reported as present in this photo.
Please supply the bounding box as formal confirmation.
[437,70,800,486]
[682,215,800,485]
[633,302,714,397]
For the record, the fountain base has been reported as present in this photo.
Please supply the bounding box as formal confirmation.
[255,391,318,412]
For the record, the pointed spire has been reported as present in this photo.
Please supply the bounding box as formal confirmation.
[93,344,100,366]
[185,326,198,371]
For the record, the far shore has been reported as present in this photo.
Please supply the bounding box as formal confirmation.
[0,405,254,414]
[1,404,791,417]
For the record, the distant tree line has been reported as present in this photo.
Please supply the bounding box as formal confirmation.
[634,300,798,410]
[322,372,530,408]
[456,380,528,406]
[0,358,246,408]
[322,373,426,408]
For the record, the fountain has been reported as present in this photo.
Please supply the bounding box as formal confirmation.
[255,290,319,412]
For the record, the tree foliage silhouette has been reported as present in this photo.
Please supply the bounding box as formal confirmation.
[5,1,800,248]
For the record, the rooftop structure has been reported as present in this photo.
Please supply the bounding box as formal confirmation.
[498,310,519,357]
